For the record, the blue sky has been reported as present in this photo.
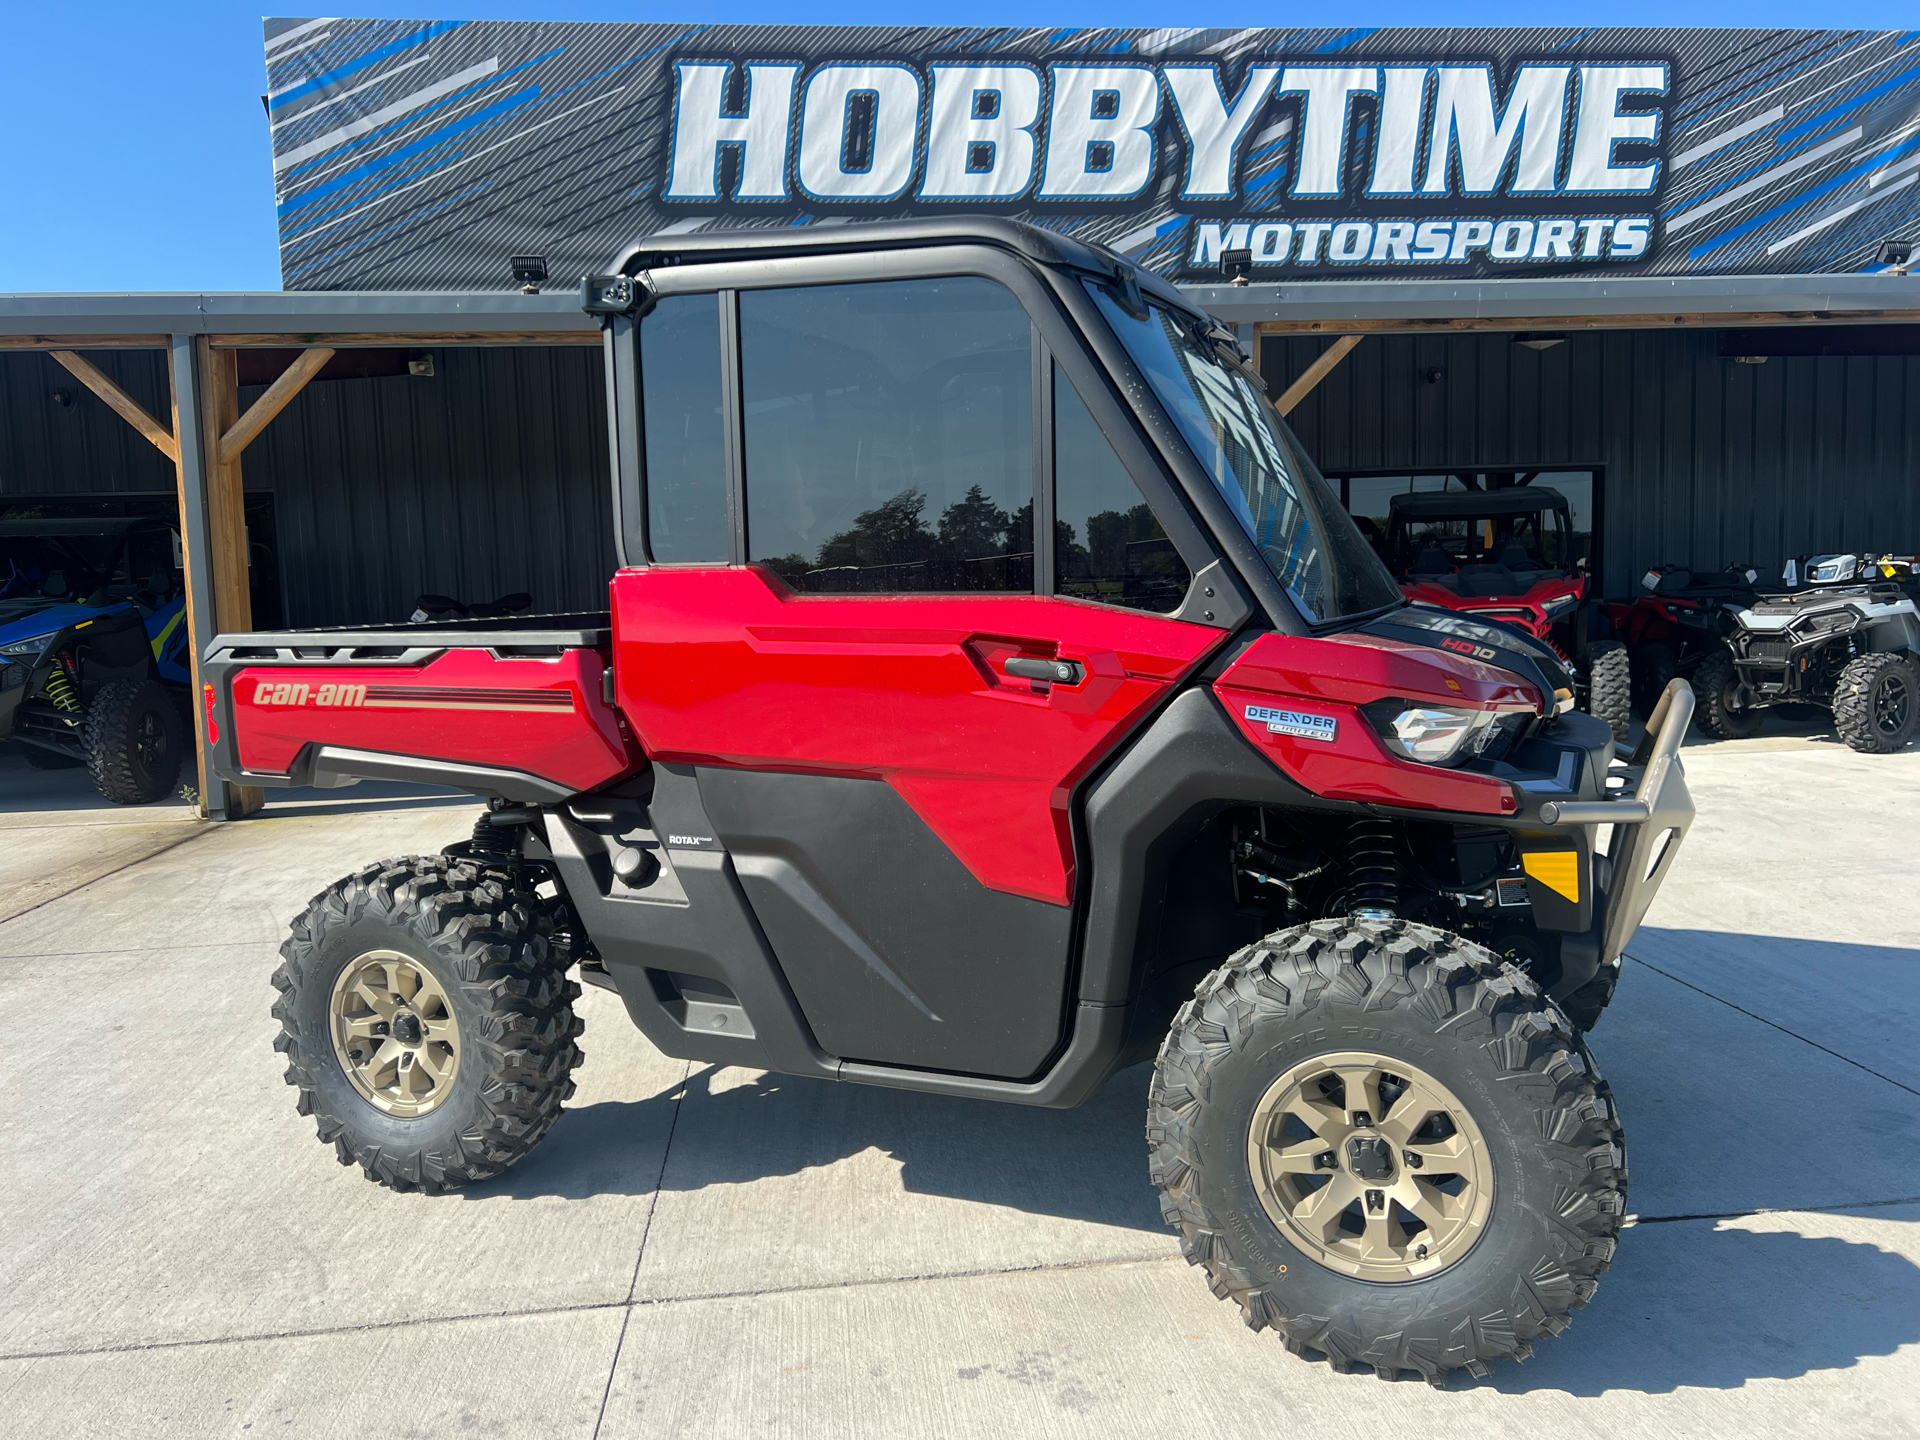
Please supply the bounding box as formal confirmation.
[2,3,1913,292]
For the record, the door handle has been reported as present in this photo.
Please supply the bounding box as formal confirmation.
[1004,656,1084,685]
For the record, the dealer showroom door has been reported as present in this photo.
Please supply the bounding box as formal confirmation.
[613,271,1225,1078]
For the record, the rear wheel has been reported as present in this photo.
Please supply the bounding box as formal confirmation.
[1832,653,1918,754]
[1583,642,1631,743]
[1690,650,1763,739]
[83,678,184,803]
[1629,641,1678,718]
[1148,918,1626,1385]
[271,856,584,1192]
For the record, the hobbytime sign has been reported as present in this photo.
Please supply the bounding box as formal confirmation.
[661,58,1666,271]
[265,23,1920,289]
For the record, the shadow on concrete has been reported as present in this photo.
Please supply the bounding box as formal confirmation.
[465,1061,1166,1233]
[0,743,195,816]
[1491,1216,1920,1394]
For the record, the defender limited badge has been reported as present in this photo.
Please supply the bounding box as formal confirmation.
[1245,704,1338,742]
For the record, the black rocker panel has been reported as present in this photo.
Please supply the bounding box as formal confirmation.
[696,768,1075,1079]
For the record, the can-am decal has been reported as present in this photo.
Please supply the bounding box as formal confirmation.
[1246,704,1338,742]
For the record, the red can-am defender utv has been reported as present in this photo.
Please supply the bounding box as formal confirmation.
[203,220,1693,1387]
[1381,488,1632,742]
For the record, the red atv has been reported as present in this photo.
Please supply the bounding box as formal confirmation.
[204,220,1692,1387]
[1602,564,1761,720]
[1382,488,1631,741]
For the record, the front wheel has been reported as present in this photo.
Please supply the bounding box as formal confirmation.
[83,678,184,803]
[1690,649,1763,739]
[1832,652,1918,754]
[1148,919,1626,1385]
[271,856,584,1191]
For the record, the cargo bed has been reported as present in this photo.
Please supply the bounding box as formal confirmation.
[202,612,642,802]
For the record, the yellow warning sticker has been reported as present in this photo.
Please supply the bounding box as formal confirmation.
[1522,850,1580,903]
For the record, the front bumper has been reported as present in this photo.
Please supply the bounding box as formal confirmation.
[1538,678,1695,963]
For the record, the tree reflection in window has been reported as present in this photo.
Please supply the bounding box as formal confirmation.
[1053,363,1189,613]
[761,484,1035,593]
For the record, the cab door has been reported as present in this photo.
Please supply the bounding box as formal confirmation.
[612,261,1227,1078]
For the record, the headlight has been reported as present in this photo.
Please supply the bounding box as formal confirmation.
[0,630,60,659]
[1540,594,1578,620]
[1362,701,1520,766]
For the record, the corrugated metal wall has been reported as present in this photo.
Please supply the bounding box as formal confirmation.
[241,346,615,626]
[7,331,1913,623]
[1263,329,1920,597]
[0,345,616,627]
[0,349,176,494]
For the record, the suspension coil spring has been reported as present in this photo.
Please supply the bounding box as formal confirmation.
[1345,818,1399,917]
[468,811,521,861]
[44,654,80,713]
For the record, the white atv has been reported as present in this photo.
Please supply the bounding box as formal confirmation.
[1692,554,1919,753]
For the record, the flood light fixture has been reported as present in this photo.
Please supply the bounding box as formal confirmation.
[511,254,550,294]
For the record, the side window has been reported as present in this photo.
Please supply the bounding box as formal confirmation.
[741,277,1033,593]
[642,294,728,564]
[1053,363,1190,613]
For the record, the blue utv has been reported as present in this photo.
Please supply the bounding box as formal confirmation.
[1,516,191,803]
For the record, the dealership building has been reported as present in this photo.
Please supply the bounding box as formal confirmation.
[2,19,1916,814]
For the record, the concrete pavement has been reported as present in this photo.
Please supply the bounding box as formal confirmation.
[1,736,1914,1438]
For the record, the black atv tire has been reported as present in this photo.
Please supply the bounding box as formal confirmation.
[1584,642,1632,743]
[1148,918,1626,1386]
[271,855,584,1192]
[1629,641,1678,718]
[1832,652,1919,754]
[83,678,184,803]
[1690,650,1763,739]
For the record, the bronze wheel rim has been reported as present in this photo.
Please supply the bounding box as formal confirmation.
[329,951,461,1117]
[1246,1050,1494,1282]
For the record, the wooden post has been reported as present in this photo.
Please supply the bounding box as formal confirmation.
[1275,334,1364,417]
[194,339,265,817]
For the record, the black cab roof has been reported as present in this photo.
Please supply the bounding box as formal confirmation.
[0,516,163,538]
[609,216,1196,317]
[1387,488,1573,521]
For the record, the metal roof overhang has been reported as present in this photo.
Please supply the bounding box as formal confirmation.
[1178,272,1920,334]
[4,270,1916,345]
[0,290,599,347]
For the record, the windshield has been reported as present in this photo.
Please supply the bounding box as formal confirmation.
[0,534,114,605]
[1087,283,1404,623]
[1390,505,1571,577]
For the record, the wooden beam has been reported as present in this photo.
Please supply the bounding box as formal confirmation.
[206,330,600,348]
[1276,334,1363,417]
[0,334,172,350]
[1254,308,1920,337]
[194,337,263,818]
[48,350,179,462]
[218,346,333,465]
